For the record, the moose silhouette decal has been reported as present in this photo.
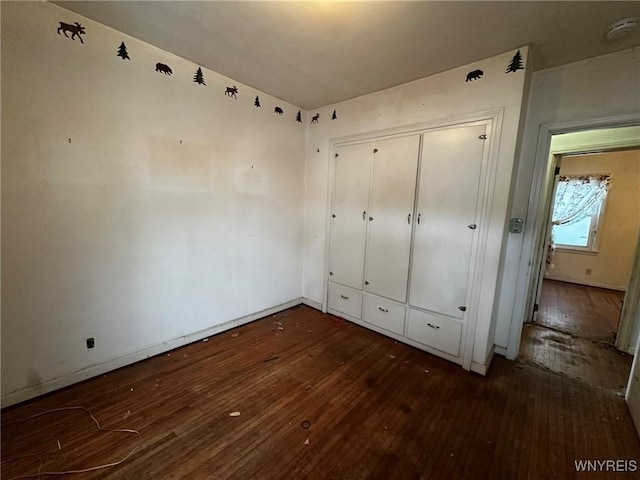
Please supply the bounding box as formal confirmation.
[311,114,320,124]
[225,86,238,99]
[274,106,284,115]
[57,22,86,43]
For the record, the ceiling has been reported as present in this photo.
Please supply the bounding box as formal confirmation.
[53,1,640,110]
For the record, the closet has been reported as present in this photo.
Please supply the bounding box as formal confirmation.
[327,121,490,369]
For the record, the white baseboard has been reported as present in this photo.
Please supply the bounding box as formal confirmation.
[302,297,323,311]
[544,275,626,292]
[471,345,495,376]
[494,345,508,358]
[1,298,303,408]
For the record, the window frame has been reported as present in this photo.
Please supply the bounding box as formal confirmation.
[552,193,608,254]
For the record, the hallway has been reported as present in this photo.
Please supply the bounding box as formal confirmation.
[520,280,632,394]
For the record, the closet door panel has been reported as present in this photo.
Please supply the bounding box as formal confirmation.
[329,143,372,290]
[365,135,420,302]
[409,125,486,318]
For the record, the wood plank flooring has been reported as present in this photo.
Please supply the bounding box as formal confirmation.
[538,279,625,344]
[520,280,632,393]
[3,305,639,479]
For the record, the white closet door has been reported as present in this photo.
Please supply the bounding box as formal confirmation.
[365,135,420,302]
[329,142,372,290]
[409,124,486,318]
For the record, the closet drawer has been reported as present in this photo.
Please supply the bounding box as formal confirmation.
[328,283,363,319]
[363,295,406,336]
[407,309,463,357]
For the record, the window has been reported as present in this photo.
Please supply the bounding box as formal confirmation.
[550,174,611,252]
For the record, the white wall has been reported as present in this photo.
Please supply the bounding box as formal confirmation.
[502,48,640,357]
[546,150,640,291]
[302,48,529,368]
[1,1,306,405]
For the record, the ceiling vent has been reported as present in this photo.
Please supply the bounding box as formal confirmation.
[606,17,638,40]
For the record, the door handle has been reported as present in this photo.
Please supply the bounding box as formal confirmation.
[417,213,421,225]
[427,323,440,329]
[340,294,349,300]
[378,307,389,313]
[407,213,411,224]
[363,210,366,220]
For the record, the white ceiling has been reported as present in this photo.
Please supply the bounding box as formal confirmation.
[53,1,640,110]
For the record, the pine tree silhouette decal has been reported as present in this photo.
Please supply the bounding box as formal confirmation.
[117,42,130,60]
[331,110,337,120]
[296,110,302,123]
[193,67,206,85]
[255,96,261,108]
[506,50,523,73]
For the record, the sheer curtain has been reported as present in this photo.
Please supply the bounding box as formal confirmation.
[546,174,612,270]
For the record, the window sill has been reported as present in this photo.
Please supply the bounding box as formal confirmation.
[554,247,599,255]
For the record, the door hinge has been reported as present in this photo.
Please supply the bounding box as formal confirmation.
[533,303,539,312]
[478,134,487,140]
[554,166,561,175]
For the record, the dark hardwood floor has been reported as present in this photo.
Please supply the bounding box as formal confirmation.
[3,305,639,479]
[537,279,625,344]
[520,280,632,394]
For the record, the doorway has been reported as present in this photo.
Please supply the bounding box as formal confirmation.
[519,130,640,394]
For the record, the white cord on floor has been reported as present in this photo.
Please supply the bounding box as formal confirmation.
[1,406,141,479]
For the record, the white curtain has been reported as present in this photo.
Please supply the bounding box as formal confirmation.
[552,174,612,227]
[546,174,611,271]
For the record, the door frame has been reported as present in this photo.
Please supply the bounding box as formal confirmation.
[507,113,640,360]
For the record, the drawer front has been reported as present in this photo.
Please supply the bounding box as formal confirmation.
[363,295,406,336]
[407,309,463,357]
[328,283,363,319]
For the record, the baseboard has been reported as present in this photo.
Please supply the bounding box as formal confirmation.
[494,345,508,357]
[471,345,495,376]
[302,297,323,311]
[1,298,303,408]
[544,275,626,292]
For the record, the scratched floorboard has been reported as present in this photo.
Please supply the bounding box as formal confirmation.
[2,305,639,479]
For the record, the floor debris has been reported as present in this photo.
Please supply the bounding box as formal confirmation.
[203,338,209,342]
[388,355,396,359]
[304,438,310,445]
[305,385,312,391]
[57,440,61,450]
[229,411,241,417]
[263,356,279,363]
[123,410,131,420]
[424,370,429,373]
[231,332,240,338]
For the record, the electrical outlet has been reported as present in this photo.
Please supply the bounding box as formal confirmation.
[86,337,95,349]
[585,268,592,276]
